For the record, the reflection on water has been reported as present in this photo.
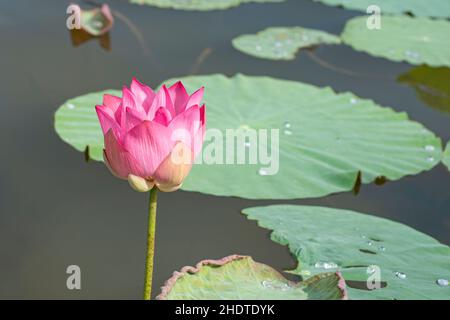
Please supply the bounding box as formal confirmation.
[70,29,111,50]
[398,66,450,114]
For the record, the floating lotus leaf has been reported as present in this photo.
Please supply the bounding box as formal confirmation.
[157,255,347,300]
[341,16,450,67]
[243,205,450,300]
[54,74,443,199]
[129,0,284,11]
[312,0,450,19]
[398,66,450,114]
[232,27,340,60]
[55,90,119,161]
[80,4,114,37]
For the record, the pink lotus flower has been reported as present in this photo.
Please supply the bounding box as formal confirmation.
[96,78,206,192]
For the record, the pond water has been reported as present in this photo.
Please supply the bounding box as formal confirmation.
[0,0,448,299]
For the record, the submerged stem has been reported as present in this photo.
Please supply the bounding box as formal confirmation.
[144,186,158,300]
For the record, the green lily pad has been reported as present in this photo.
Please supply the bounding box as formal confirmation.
[54,74,442,199]
[55,90,120,162]
[156,255,347,300]
[232,27,340,60]
[129,0,284,11]
[243,205,450,300]
[312,0,450,18]
[341,16,450,67]
[398,66,450,114]
[443,142,450,172]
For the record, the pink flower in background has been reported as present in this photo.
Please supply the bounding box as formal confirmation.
[96,78,206,192]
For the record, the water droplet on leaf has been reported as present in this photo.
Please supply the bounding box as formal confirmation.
[261,280,290,290]
[405,50,420,60]
[436,279,448,286]
[424,145,435,152]
[315,262,338,269]
[93,20,104,28]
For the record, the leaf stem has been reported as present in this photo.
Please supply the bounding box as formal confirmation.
[144,186,158,300]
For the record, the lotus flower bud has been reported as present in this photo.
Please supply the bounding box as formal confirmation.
[96,78,206,192]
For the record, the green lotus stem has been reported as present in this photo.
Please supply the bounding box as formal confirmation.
[144,186,158,300]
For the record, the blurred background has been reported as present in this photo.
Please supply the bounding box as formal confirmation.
[0,0,449,299]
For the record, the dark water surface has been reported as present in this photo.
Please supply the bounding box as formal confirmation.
[0,0,449,299]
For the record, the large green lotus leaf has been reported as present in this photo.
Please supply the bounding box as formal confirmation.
[129,0,284,11]
[156,255,347,300]
[232,27,340,60]
[312,0,450,18]
[341,16,450,67]
[443,142,450,172]
[243,205,450,300]
[54,74,442,199]
[398,66,450,114]
[55,90,120,162]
